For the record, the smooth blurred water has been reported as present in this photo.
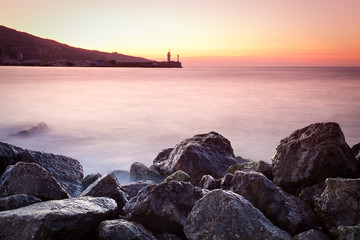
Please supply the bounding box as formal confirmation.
[0,66,359,175]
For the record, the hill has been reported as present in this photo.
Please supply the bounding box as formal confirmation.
[0,25,150,65]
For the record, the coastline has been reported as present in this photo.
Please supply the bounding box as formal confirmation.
[0,122,359,239]
[0,60,182,68]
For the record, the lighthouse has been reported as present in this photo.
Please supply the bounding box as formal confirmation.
[167,50,171,62]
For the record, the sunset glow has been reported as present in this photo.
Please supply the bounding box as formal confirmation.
[1,0,359,66]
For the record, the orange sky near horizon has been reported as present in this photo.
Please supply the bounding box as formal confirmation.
[1,0,359,66]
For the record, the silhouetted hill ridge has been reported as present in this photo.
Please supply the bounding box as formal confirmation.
[0,25,150,63]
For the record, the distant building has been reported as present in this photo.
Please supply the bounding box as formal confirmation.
[167,50,171,62]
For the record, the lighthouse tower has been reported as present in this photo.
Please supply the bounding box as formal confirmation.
[167,50,171,62]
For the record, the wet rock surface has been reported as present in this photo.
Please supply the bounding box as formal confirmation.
[153,148,173,166]
[352,143,360,161]
[299,182,326,209]
[0,162,70,200]
[81,172,129,215]
[336,225,360,240]
[122,180,156,199]
[0,193,41,211]
[0,142,83,196]
[199,174,221,190]
[272,122,359,195]
[0,196,117,240]
[293,229,330,240]
[153,131,238,184]
[156,232,183,240]
[123,181,203,238]
[184,189,292,240]
[313,178,360,236]
[97,219,156,240]
[224,171,319,235]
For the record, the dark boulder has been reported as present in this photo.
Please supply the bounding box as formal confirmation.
[122,180,156,199]
[220,173,235,190]
[226,160,273,180]
[153,148,173,164]
[97,219,156,240]
[130,162,163,182]
[123,181,203,238]
[0,142,83,196]
[0,162,70,200]
[299,182,326,209]
[227,171,319,235]
[293,229,329,240]
[10,122,49,138]
[313,178,360,237]
[156,232,182,240]
[199,174,221,190]
[164,170,190,182]
[80,172,128,215]
[153,131,238,184]
[352,143,360,161]
[337,225,360,240]
[82,173,102,190]
[0,194,41,211]
[272,122,359,195]
[184,189,292,240]
[0,196,117,240]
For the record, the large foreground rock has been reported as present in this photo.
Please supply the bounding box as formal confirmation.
[224,171,319,235]
[184,189,292,240]
[0,194,41,211]
[81,172,128,215]
[153,132,238,183]
[272,122,359,194]
[293,229,329,240]
[0,142,83,196]
[313,178,360,236]
[98,219,156,240]
[0,196,117,240]
[123,181,203,238]
[0,162,70,200]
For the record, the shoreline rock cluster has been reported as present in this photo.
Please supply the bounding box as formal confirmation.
[0,122,359,239]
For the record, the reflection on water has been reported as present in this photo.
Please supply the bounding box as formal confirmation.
[0,66,359,175]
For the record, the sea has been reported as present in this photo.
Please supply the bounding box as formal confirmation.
[0,66,359,176]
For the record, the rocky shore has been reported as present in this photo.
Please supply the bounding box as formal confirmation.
[0,122,359,240]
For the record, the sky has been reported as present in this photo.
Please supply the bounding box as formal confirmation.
[1,0,360,66]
